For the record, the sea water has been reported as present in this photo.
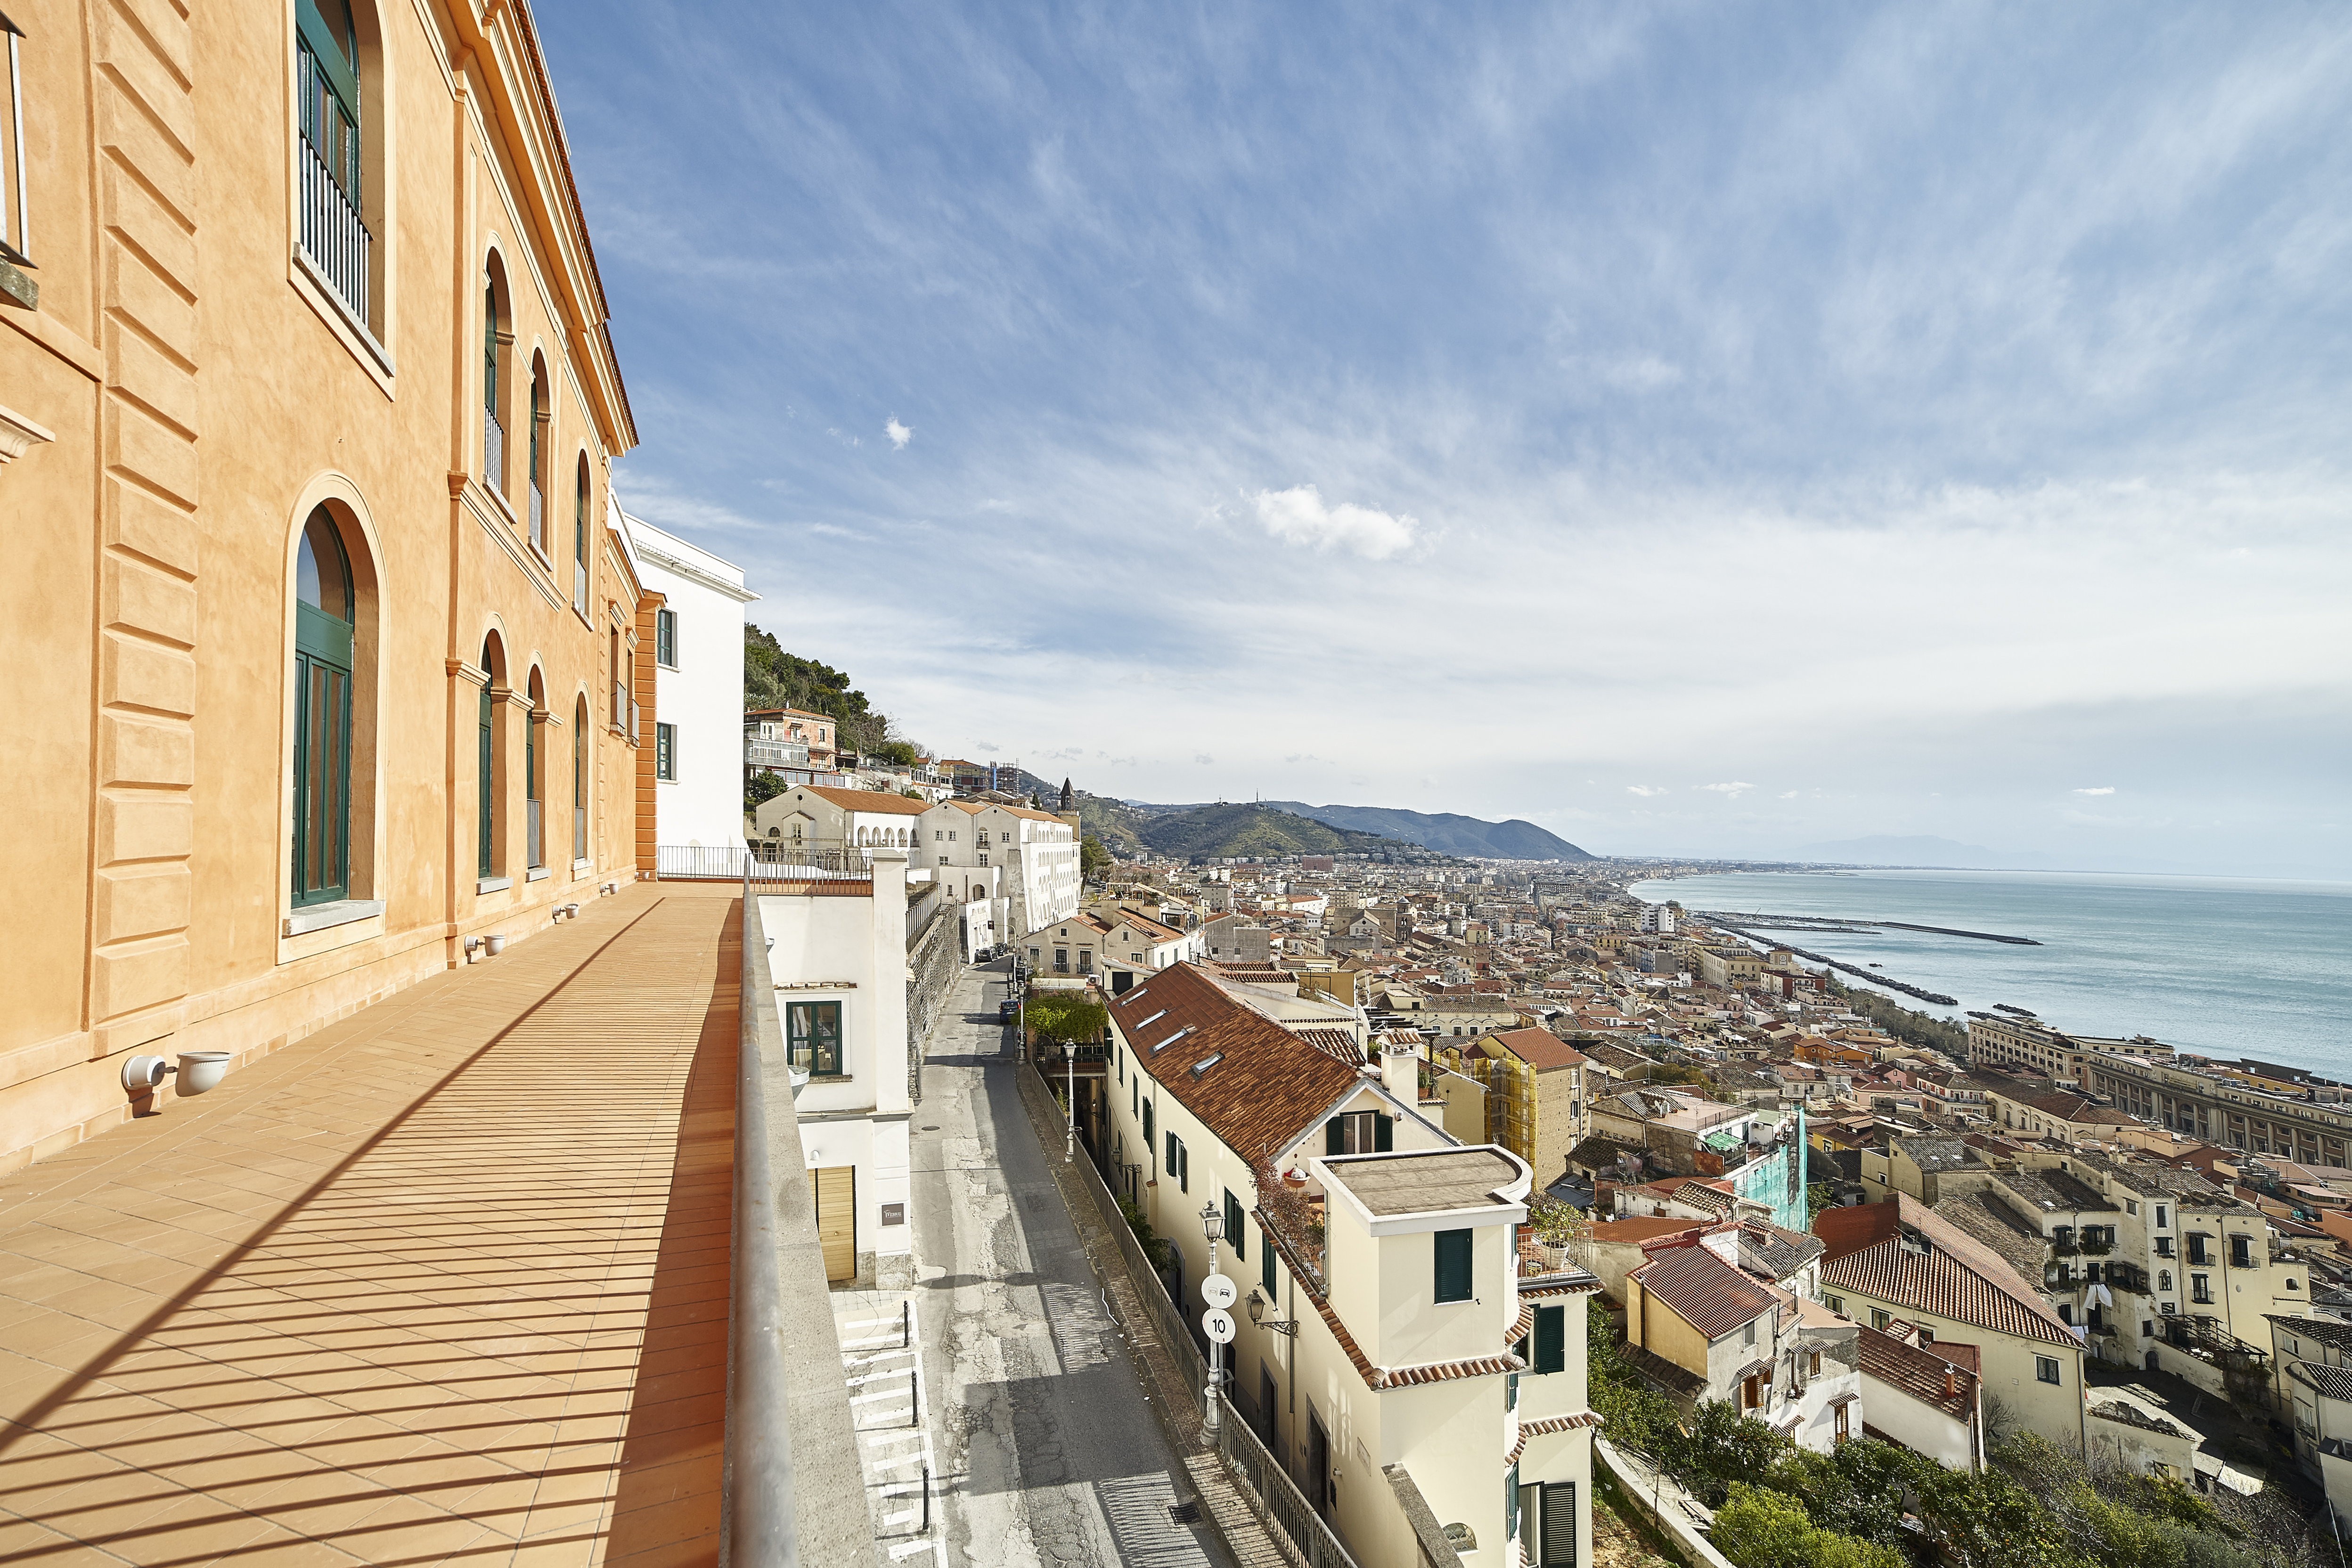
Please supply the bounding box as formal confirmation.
[1625,869,2352,1081]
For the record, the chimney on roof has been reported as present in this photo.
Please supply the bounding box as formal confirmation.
[1381,1038,1421,1104]
[1944,1368,1959,1397]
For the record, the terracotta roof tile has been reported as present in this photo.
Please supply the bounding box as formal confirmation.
[1858,1324,1976,1421]
[1112,964,1370,1163]
[1486,1026,1592,1071]
[1634,1245,1777,1340]
[1817,1194,2079,1349]
[804,785,931,816]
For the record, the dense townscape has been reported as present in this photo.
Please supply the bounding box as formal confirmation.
[1,4,2336,1568]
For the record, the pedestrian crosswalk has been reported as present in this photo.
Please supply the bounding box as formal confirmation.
[836,1293,947,1568]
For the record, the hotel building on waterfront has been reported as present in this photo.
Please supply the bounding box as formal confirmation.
[1967,1014,2174,1087]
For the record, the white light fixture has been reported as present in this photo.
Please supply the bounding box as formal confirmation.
[121,1051,231,1098]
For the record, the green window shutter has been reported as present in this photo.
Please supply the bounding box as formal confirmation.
[1143,1102,1153,1144]
[1325,1119,1345,1156]
[477,680,493,878]
[1540,1482,1578,1566]
[1179,1142,1189,1192]
[1374,1112,1394,1152]
[1262,1236,1277,1297]
[1534,1304,1565,1374]
[1166,1132,1176,1174]
[1225,1192,1244,1261]
[1434,1228,1473,1302]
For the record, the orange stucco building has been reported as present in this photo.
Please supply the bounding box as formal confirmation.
[0,0,658,1170]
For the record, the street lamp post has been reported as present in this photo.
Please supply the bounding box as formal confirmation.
[1200,1202,1225,1436]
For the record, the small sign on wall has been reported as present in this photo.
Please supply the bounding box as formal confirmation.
[881,1203,906,1226]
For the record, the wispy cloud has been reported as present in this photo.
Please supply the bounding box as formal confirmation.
[1626,785,1669,798]
[886,417,913,450]
[1248,486,1418,560]
[1698,782,1757,798]
[2074,786,2117,795]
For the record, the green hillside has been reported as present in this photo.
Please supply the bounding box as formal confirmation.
[1134,803,1400,861]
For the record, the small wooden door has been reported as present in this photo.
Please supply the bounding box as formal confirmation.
[1306,1412,1331,1519]
[813,1166,856,1282]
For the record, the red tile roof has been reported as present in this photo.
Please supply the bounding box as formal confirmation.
[1111,964,1370,1163]
[1858,1323,1977,1421]
[1817,1194,2078,1349]
[804,784,931,816]
[1486,1026,1591,1071]
[1633,1244,1778,1341]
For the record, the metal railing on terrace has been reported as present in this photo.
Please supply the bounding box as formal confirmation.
[485,410,504,497]
[526,798,542,870]
[656,844,874,882]
[299,138,370,327]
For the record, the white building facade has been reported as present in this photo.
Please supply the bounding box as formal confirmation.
[761,849,915,1290]
[621,509,757,849]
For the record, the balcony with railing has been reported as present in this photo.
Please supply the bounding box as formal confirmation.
[298,138,370,329]
[746,737,810,769]
[484,410,504,498]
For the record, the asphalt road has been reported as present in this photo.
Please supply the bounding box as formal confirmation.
[911,959,1226,1568]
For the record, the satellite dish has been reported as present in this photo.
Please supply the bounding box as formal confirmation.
[1201,1273,1239,1310]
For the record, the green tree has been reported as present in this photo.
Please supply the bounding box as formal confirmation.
[1713,1484,1903,1568]
[746,770,789,813]
[1080,835,1113,880]
[1026,992,1108,1049]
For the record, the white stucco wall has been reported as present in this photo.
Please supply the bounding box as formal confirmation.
[624,513,755,849]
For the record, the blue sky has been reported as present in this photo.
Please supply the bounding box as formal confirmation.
[542,4,2352,875]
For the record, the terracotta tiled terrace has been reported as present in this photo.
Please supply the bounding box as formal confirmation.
[0,883,741,1567]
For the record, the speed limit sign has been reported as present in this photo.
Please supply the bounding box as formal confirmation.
[1202,1307,1237,1345]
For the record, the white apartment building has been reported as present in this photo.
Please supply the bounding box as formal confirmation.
[760,849,915,1290]
[913,798,1079,937]
[621,509,757,848]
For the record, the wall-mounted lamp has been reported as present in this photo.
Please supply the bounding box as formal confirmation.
[1246,1286,1299,1336]
[121,1052,231,1099]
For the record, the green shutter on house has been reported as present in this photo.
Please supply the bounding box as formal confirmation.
[1325,1119,1345,1156]
[1262,1235,1277,1297]
[1435,1228,1473,1302]
[1225,1192,1244,1261]
[477,679,494,878]
[1534,1304,1565,1373]
[1540,1482,1578,1566]
[1373,1112,1394,1152]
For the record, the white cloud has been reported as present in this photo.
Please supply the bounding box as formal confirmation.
[1249,485,1417,560]
[1699,782,1757,798]
[1195,753,1216,764]
[2074,786,2117,795]
[974,740,999,752]
[1779,790,1799,799]
[1626,785,1669,797]
[886,417,914,450]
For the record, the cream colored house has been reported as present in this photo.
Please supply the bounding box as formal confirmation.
[1,0,647,1173]
[1102,965,1596,1567]
[753,783,930,856]
[1818,1195,2088,1453]
[915,798,1079,935]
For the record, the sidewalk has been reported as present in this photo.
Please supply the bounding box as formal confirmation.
[830,1289,942,1568]
[0,882,738,1566]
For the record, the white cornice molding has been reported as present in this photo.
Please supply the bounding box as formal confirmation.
[0,401,57,466]
[636,541,760,604]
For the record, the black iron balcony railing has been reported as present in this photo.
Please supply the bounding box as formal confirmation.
[299,138,370,327]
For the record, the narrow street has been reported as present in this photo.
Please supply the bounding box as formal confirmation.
[910,958,1225,1567]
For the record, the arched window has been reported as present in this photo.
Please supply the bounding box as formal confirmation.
[295,0,371,324]
[293,508,354,906]
[572,455,590,613]
[527,357,547,553]
[482,271,505,491]
[2159,1270,2172,1291]
[572,694,588,861]
[526,668,546,870]
[478,634,505,880]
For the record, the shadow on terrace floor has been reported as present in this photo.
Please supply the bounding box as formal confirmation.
[0,883,740,1568]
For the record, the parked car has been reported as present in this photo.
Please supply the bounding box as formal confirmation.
[999,997,1019,1023]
